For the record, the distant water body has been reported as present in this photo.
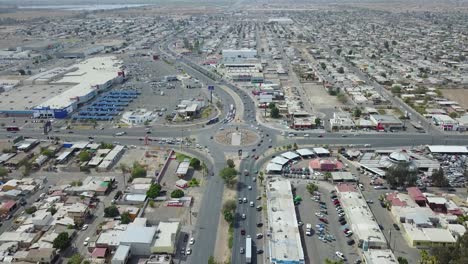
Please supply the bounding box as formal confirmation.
[19,4,152,11]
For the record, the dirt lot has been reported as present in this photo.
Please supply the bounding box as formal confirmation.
[303,82,343,108]
[115,147,171,175]
[442,89,468,110]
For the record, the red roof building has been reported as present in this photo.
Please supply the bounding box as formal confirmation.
[309,159,343,171]
[386,192,408,207]
[407,187,426,206]
[91,248,107,259]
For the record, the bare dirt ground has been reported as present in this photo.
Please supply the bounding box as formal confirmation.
[303,82,343,108]
[442,89,468,110]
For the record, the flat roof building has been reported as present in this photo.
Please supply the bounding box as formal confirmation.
[266,180,305,264]
[151,222,180,254]
[32,56,123,118]
[337,187,387,249]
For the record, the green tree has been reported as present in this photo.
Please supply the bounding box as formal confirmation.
[324,172,332,181]
[190,158,201,170]
[268,102,276,109]
[219,167,238,187]
[120,212,132,224]
[449,112,459,119]
[53,232,70,250]
[386,164,417,188]
[222,200,236,225]
[293,143,298,150]
[391,85,402,94]
[68,254,84,264]
[208,256,218,264]
[337,67,344,74]
[336,49,342,55]
[420,250,439,264]
[104,205,120,218]
[258,171,265,184]
[431,167,449,187]
[270,107,280,118]
[398,257,409,264]
[324,258,344,264]
[131,162,147,178]
[353,108,362,118]
[170,189,185,198]
[79,151,91,162]
[41,149,54,158]
[223,199,237,213]
[146,183,162,199]
[320,62,326,70]
[384,40,390,50]
[0,166,8,178]
[315,118,321,127]
[144,120,150,126]
[337,93,347,103]
[47,206,57,215]
[25,206,37,214]
[306,183,318,194]
[226,159,235,168]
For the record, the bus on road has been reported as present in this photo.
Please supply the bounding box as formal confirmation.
[246,235,252,263]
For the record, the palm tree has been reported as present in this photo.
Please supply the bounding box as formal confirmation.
[258,171,265,184]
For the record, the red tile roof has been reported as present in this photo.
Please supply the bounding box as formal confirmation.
[386,192,407,207]
[91,248,107,258]
[407,187,426,201]
[1,200,16,210]
[336,183,357,193]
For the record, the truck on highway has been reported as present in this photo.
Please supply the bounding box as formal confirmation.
[246,235,252,263]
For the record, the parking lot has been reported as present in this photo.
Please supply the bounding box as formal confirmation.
[294,181,360,264]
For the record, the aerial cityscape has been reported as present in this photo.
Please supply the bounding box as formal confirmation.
[0,0,467,264]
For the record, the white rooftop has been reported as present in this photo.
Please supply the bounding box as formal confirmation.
[271,156,289,165]
[152,222,180,254]
[363,249,398,264]
[428,145,468,153]
[35,56,122,109]
[295,148,314,156]
[266,162,283,172]
[280,151,300,160]
[339,191,387,248]
[313,147,330,155]
[267,180,305,263]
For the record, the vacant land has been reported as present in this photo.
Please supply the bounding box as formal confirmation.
[442,89,468,109]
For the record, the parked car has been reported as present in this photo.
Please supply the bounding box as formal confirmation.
[393,224,400,231]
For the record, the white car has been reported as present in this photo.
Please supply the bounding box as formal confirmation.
[81,224,88,231]
[189,237,195,245]
[248,185,252,190]
[186,248,192,255]
[335,251,345,260]
[241,214,246,219]
[83,237,90,246]
[304,134,309,137]
[252,177,256,182]
[250,201,254,207]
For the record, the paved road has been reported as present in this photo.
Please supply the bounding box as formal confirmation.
[1,22,468,264]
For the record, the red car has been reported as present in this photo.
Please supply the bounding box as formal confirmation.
[319,218,329,224]
[241,229,245,235]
